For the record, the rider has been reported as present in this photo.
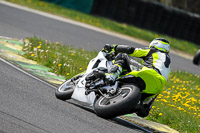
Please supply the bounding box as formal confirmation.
[102,38,171,117]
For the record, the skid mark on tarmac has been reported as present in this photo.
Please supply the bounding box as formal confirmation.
[0,37,179,133]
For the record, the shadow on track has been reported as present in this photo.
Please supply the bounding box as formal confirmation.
[66,100,153,133]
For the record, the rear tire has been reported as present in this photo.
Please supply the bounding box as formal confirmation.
[94,85,141,119]
[193,50,200,65]
[55,79,75,100]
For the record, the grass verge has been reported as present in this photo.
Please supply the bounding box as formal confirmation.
[22,37,200,133]
[6,0,200,55]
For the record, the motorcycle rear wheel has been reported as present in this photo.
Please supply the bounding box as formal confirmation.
[193,49,200,65]
[94,85,141,119]
[55,79,75,100]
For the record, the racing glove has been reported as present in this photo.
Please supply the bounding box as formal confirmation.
[102,44,118,60]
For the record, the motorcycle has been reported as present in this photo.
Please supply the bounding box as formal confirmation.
[55,51,142,119]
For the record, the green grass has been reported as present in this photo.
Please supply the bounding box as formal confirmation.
[23,37,97,78]
[6,0,199,55]
[147,71,200,132]
[22,37,200,133]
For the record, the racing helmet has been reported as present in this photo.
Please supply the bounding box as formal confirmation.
[149,38,170,53]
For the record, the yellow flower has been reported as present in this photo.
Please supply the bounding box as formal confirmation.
[159,113,163,116]
[56,42,59,45]
[31,54,34,56]
[152,106,155,109]
[71,53,75,56]
[66,73,70,76]
[37,45,41,49]
[79,68,83,70]
[58,64,62,67]
[39,41,42,44]
[161,99,168,103]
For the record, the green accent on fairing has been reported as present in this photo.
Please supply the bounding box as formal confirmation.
[130,48,150,57]
[0,45,25,54]
[0,39,23,45]
[112,60,115,64]
[127,66,166,94]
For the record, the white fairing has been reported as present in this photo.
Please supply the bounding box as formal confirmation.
[71,51,112,106]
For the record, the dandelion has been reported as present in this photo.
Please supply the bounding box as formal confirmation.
[58,64,62,67]
[152,106,155,109]
[159,113,163,116]
[56,42,59,45]
[31,54,35,57]
[79,68,83,70]
[71,53,75,56]
[37,45,41,49]
[161,99,168,103]
[66,73,70,76]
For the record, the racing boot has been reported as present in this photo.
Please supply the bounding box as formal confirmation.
[105,64,122,84]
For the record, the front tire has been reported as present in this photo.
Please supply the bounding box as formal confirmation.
[193,50,200,65]
[55,79,75,100]
[94,85,141,119]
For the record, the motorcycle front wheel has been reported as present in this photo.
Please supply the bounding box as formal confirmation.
[94,85,141,119]
[55,79,75,100]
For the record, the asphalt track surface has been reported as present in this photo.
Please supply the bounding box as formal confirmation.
[0,2,199,133]
[0,58,147,133]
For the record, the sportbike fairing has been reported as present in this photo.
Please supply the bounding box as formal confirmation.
[71,51,114,106]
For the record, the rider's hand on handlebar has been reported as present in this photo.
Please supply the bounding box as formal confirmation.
[102,44,118,60]
[102,44,118,53]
